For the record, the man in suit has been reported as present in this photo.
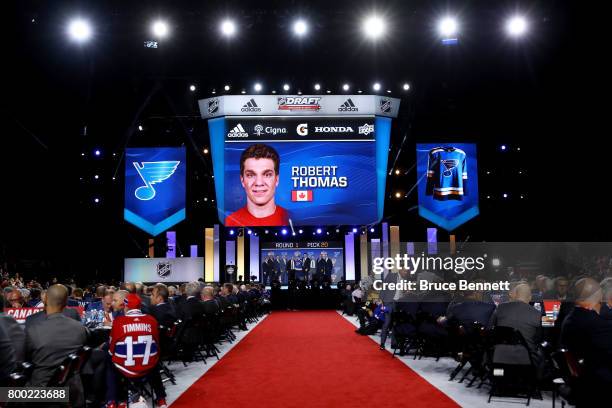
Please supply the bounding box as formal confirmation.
[440,289,496,333]
[177,281,205,321]
[0,323,15,386]
[150,284,177,329]
[488,283,542,359]
[262,253,275,286]
[303,253,312,282]
[200,286,220,316]
[0,294,25,363]
[25,289,82,328]
[25,285,88,406]
[544,276,570,301]
[317,252,333,283]
[600,277,612,320]
[561,277,612,405]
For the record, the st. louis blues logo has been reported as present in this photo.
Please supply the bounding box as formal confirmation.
[441,159,459,177]
[133,161,181,201]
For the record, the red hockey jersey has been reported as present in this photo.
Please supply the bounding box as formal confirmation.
[108,310,160,377]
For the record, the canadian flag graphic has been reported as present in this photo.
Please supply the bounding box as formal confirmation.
[291,190,313,202]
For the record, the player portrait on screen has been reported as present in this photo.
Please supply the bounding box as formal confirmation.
[225,144,289,227]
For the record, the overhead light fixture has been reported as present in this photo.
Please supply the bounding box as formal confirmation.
[67,18,92,43]
[151,20,169,38]
[363,15,386,39]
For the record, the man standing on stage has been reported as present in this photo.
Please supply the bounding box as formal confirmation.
[302,253,312,282]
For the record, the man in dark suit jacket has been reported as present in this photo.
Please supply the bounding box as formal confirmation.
[177,282,206,321]
[150,284,177,328]
[561,278,612,405]
[488,283,542,357]
[601,277,612,320]
[442,290,496,333]
[200,286,220,316]
[25,304,82,328]
[0,294,25,363]
[317,252,333,283]
[25,285,88,406]
[303,254,312,281]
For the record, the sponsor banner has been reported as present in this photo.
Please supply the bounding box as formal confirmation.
[5,306,85,324]
[124,257,204,283]
[198,95,401,119]
[124,147,186,236]
[416,143,479,231]
[224,117,375,141]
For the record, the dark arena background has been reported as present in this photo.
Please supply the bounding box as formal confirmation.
[2,1,610,408]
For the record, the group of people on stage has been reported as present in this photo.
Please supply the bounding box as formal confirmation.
[262,251,335,286]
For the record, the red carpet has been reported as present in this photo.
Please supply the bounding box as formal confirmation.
[171,311,458,407]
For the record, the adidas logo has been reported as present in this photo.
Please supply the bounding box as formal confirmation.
[241,98,262,112]
[227,123,249,138]
[338,98,358,112]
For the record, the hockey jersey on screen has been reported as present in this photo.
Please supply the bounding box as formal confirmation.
[425,146,468,201]
[108,309,160,377]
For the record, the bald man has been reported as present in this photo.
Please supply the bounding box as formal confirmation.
[25,285,88,403]
[560,278,612,401]
[488,283,542,358]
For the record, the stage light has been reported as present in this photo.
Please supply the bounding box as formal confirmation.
[403,83,410,91]
[229,230,234,235]
[138,125,143,131]
[94,198,100,203]
[373,82,381,91]
[292,232,296,236]
[386,90,391,93]
[271,90,276,94]
[94,175,99,180]
[247,229,252,235]
[503,193,508,198]
[370,227,375,233]
[221,19,236,37]
[316,228,322,234]
[151,20,169,38]
[264,230,269,234]
[501,145,507,151]
[342,84,350,91]
[203,148,209,154]
[283,84,290,91]
[438,17,458,38]
[299,229,303,234]
[189,85,196,92]
[492,258,501,267]
[352,228,358,233]
[81,153,85,157]
[363,15,385,39]
[67,18,92,43]
[335,229,340,233]
[293,20,308,36]
[314,83,321,91]
[94,149,101,156]
[506,15,528,37]
[240,90,246,94]
[395,169,400,175]
[326,90,331,94]
[224,85,230,91]
[254,83,262,92]
[281,228,287,235]
[395,192,401,198]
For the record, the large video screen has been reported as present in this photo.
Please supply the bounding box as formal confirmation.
[212,116,380,226]
[259,241,344,285]
[416,143,479,230]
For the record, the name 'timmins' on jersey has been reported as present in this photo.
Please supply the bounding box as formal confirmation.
[425,146,468,201]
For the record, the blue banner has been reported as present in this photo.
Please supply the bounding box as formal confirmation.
[124,147,186,236]
[416,143,479,231]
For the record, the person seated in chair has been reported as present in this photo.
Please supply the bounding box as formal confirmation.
[560,277,612,405]
[150,284,177,329]
[106,293,167,408]
[438,288,495,334]
[356,301,386,335]
[600,277,612,320]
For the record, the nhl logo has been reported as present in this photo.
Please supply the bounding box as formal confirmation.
[157,261,172,279]
[380,99,391,113]
[208,99,219,114]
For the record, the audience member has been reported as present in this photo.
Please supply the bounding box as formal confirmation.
[150,284,177,328]
[0,294,25,363]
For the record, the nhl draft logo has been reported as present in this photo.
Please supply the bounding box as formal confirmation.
[380,99,392,113]
[441,159,459,177]
[157,261,172,279]
[208,99,219,114]
[277,97,321,111]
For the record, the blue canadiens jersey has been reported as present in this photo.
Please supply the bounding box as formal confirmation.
[426,146,468,201]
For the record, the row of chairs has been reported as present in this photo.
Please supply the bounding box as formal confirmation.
[389,309,583,407]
